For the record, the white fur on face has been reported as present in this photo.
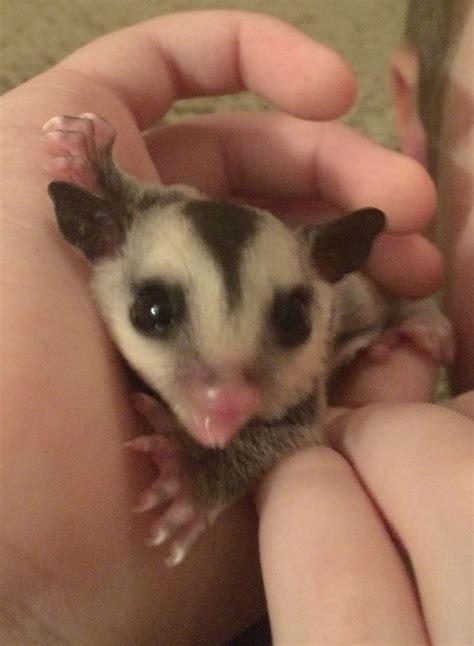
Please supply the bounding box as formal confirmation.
[92,201,334,427]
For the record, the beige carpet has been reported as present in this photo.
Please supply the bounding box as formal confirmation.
[1,0,408,147]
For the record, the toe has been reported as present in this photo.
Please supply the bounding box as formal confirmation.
[166,519,207,567]
[133,478,181,513]
[147,499,196,546]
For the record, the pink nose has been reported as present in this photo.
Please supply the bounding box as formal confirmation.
[181,365,261,448]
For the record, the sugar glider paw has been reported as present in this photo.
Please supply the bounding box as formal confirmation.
[366,303,455,365]
[128,393,221,566]
[41,113,115,193]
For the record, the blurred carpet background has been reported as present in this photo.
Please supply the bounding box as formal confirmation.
[1,0,408,147]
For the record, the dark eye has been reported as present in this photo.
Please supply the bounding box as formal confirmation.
[271,286,313,348]
[130,282,185,338]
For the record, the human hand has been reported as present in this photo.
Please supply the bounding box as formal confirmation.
[1,10,441,643]
[257,400,473,645]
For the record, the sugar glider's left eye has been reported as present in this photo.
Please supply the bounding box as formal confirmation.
[271,286,313,349]
[130,281,185,338]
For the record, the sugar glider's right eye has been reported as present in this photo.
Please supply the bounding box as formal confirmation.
[130,282,185,338]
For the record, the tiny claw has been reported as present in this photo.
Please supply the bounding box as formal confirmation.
[147,501,196,549]
[133,490,167,514]
[165,518,208,566]
[124,435,155,452]
[133,479,181,513]
[166,545,187,567]
[145,528,170,547]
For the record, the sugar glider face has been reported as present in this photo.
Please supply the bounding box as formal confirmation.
[48,182,385,448]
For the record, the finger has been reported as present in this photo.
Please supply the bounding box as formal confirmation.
[448,391,474,421]
[145,112,441,299]
[328,404,474,645]
[145,112,436,234]
[329,343,442,408]
[59,11,356,129]
[256,446,428,644]
[366,232,444,298]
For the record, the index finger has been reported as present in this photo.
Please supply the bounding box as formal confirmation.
[58,10,356,129]
[256,446,428,643]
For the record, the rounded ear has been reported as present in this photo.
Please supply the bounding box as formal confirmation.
[48,181,127,261]
[299,208,386,283]
[391,47,427,164]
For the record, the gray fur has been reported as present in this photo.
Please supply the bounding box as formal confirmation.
[193,382,324,505]
[97,155,188,213]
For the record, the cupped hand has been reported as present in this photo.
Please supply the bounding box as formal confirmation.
[0,10,441,643]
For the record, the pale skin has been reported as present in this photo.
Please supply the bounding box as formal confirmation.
[0,9,471,645]
[258,7,474,645]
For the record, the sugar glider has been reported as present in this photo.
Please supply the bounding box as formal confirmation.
[43,113,454,566]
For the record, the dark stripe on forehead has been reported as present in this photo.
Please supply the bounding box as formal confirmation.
[183,200,260,308]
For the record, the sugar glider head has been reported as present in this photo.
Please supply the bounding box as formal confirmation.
[49,181,385,448]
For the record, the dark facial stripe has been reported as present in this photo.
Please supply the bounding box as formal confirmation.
[183,200,259,308]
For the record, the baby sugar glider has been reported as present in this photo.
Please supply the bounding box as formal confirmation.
[43,113,454,566]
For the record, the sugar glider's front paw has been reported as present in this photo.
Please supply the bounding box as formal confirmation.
[128,393,223,566]
[41,113,115,194]
[367,302,455,365]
